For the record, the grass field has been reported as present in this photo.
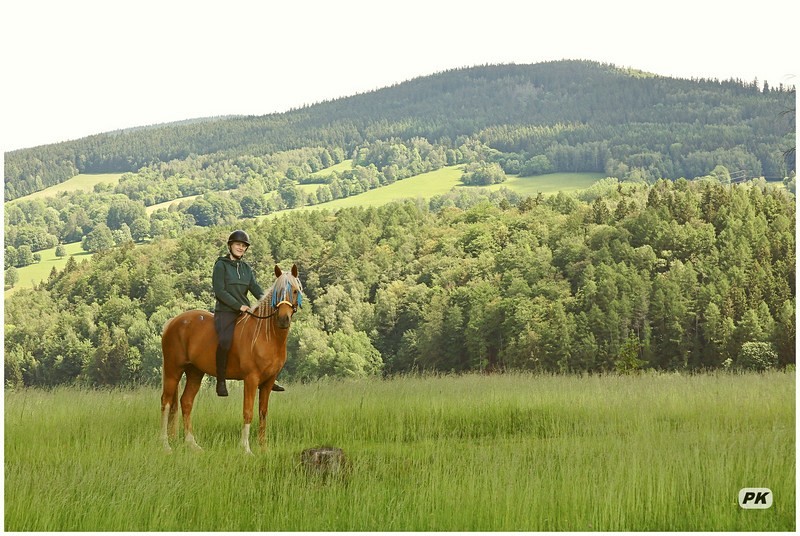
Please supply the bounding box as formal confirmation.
[145,196,201,214]
[486,171,604,195]
[280,168,605,217]
[8,173,123,202]
[4,242,92,298]
[309,159,354,177]
[3,372,794,531]
[293,165,465,213]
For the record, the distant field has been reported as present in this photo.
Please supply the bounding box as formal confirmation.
[280,168,605,217]
[9,173,123,202]
[291,165,465,213]
[146,198,193,214]
[7,166,600,214]
[309,159,354,177]
[488,172,605,195]
[4,242,92,297]
[147,194,203,214]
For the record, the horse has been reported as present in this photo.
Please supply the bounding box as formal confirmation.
[160,264,303,454]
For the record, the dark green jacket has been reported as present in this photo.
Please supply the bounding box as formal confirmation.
[212,256,265,313]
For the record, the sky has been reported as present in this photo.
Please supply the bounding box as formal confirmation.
[1,0,797,153]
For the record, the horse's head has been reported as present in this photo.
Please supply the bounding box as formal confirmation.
[270,264,303,329]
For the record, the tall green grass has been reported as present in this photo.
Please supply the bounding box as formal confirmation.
[4,372,794,531]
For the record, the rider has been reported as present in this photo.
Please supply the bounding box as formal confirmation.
[212,229,285,396]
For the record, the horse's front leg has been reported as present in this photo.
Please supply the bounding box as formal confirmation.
[258,381,273,448]
[241,375,259,455]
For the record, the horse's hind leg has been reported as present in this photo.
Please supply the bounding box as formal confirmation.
[181,366,205,451]
[161,373,181,452]
[257,380,274,449]
[168,384,180,439]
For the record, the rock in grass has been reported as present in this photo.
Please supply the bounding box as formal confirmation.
[300,446,349,479]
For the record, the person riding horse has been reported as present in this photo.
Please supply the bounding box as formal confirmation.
[162,262,302,452]
[213,229,285,396]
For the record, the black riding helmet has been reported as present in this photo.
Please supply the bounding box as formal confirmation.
[227,229,251,247]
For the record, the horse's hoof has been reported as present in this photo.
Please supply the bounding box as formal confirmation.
[184,433,203,451]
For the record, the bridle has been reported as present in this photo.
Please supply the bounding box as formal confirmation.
[243,300,298,320]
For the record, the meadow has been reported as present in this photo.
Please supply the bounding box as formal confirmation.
[288,166,604,215]
[8,173,123,201]
[291,165,465,213]
[3,241,92,298]
[485,171,605,195]
[3,372,794,531]
[309,159,356,177]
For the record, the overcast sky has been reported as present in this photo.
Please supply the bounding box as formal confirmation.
[2,0,797,153]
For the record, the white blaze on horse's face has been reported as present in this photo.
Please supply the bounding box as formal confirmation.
[275,301,294,329]
[272,264,302,330]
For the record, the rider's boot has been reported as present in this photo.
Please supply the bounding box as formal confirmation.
[215,347,229,397]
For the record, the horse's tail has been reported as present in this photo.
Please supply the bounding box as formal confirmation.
[160,313,186,397]
[162,317,174,335]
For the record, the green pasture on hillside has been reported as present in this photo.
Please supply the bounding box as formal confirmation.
[309,159,354,177]
[145,190,236,214]
[8,173,123,202]
[4,242,92,298]
[4,372,794,531]
[146,196,201,214]
[487,171,605,195]
[283,168,605,217]
[292,165,465,213]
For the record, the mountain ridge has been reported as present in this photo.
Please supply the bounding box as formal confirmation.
[4,59,795,200]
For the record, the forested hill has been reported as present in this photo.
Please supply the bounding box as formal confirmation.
[5,180,796,387]
[4,60,795,199]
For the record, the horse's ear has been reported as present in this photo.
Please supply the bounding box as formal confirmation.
[274,265,282,277]
[292,264,299,278]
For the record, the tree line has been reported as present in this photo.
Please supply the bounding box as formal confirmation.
[5,129,795,270]
[4,177,794,388]
[4,139,463,266]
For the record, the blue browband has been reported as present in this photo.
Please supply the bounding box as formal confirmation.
[271,281,303,309]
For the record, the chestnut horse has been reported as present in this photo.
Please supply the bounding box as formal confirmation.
[160,264,303,454]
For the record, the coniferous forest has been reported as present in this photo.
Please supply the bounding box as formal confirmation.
[3,60,796,387]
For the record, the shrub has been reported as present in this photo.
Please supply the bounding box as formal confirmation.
[736,342,778,371]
